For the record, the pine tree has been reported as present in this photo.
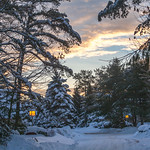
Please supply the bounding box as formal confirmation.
[33,95,51,128]
[45,72,75,128]
[94,68,106,92]
[124,63,150,126]
[100,58,126,128]
[0,0,81,129]
[72,88,83,126]
[0,117,11,145]
[0,65,14,144]
[0,92,11,145]
[81,94,97,127]
[73,70,95,96]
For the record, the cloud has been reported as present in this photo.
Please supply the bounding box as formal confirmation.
[84,0,89,2]
[72,15,93,26]
[59,0,139,59]
[65,32,134,59]
[59,0,143,61]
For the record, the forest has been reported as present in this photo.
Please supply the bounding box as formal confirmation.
[0,0,149,146]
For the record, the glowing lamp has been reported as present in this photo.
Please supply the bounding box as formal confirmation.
[125,115,129,119]
[29,111,36,116]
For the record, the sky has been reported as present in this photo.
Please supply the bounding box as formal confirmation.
[58,0,139,88]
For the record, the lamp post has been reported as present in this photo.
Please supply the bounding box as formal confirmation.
[125,115,129,124]
[29,110,36,126]
[125,115,129,119]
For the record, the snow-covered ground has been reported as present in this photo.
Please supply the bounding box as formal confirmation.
[1,125,150,150]
[73,126,150,150]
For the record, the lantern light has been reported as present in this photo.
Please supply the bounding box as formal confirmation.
[125,115,129,119]
[29,111,36,116]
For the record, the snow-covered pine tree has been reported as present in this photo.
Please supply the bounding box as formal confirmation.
[0,116,11,145]
[0,0,81,129]
[0,65,13,144]
[31,94,51,128]
[45,71,75,128]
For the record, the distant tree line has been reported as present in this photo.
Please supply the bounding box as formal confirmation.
[6,56,149,131]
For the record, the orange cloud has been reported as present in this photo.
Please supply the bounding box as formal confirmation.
[59,1,140,59]
[65,30,137,59]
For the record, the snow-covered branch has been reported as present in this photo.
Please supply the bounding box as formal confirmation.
[98,0,129,21]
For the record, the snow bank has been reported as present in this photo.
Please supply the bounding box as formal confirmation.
[73,126,137,135]
[0,146,6,150]
[27,126,47,132]
[73,126,101,134]
[25,126,75,138]
[36,133,75,145]
[49,126,75,138]
[5,133,76,150]
[1,126,77,150]
[138,125,150,132]
[134,125,150,138]
[25,126,47,135]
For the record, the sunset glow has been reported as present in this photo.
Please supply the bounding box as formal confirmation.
[58,0,140,88]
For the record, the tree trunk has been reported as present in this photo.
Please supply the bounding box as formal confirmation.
[15,48,25,129]
[8,92,14,125]
[132,113,137,127]
[140,115,144,125]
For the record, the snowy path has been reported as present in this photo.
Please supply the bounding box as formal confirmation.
[73,128,150,150]
[75,134,149,150]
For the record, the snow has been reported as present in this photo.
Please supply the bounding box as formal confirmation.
[138,125,150,132]
[72,126,150,150]
[36,133,74,145]
[1,126,150,150]
[26,126,47,134]
[3,134,75,150]
[134,125,150,138]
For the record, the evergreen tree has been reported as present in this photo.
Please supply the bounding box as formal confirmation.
[0,65,14,144]
[100,58,126,128]
[0,91,11,145]
[0,0,81,129]
[20,94,44,127]
[82,94,96,127]
[73,70,95,96]
[94,68,107,92]
[45,72,75,128]
[72,88,83,126]
[124,63,150,126]
[0,116,11,145]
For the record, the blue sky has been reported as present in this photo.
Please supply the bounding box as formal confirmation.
[58,0,139,88]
